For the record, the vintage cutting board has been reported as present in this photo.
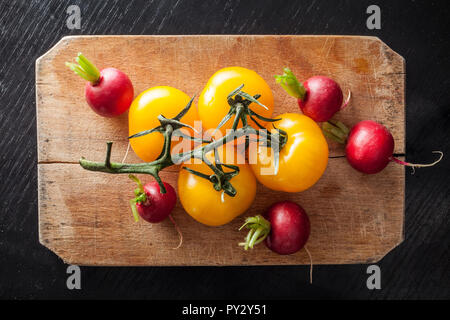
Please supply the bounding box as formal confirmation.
[36,35,405,266]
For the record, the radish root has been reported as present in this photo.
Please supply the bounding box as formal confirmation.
[168,214,183,250]
[121,142,131,164]
[304,245,313,284]
[390,151,443,174]
[341,89,352,110]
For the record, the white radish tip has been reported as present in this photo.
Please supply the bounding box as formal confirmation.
[341,89,352,109]
[304,245,313,284]
[168,214,183,250]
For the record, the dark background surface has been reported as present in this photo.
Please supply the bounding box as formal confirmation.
[0,0,449,300]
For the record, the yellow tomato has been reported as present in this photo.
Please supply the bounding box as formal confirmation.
[198,67,274,136]
[128,86,199,162]
[250,113,328,192]
[178,145,256,226]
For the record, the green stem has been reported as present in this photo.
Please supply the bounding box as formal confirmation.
[128,174,151,222]
[182,148,239,197]
[105,141,113,169]
[243,229,255,250]
[82,125,246,175]
[275,67,306,100]
[218,84,276,133]
[238,215,271,250]
[66,53,101,84]
[79,86,288,199]
[129,199,140,222]
[249,228,263,248]
[129,174,145,194]
[80,157,161,174]
[232,104,244,130]
[328,119,350,135]
[321,120,350,144]
[153,174,167,194]
[81,124,284,181]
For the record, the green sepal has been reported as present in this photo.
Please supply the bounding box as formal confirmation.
[129,199,140,222]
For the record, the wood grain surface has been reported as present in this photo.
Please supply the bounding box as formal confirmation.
[36,35,405,266]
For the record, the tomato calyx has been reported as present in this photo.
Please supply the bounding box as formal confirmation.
[183,148,240,197]
[238,215,271,250]
[213,84,280,134]
[65,52,101,85]
[321,119,350,144]
[213,85,289,170]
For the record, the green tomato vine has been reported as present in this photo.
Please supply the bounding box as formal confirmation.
[79,84,287,196]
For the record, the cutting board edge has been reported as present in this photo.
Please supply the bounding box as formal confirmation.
[37,246,405,267]
[35,34,406,64]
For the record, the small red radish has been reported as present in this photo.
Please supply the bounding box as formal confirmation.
[129,175,177,223]
[129,175,182,248]
[275,68,350,122]
[66,53,134,117]
[239,201,310,255]
[346,120,395,174]
[323,119,443,174]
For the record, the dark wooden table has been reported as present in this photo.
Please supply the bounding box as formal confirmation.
[0,0,448,299]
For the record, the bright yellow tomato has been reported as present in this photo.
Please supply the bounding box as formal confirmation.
[178,145,256,226]
[198,67,274,136]
[250,113,329,192]
[128,86,199,162]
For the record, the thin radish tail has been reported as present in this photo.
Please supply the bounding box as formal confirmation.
[340,89,352,110]
[304,245,313,284]
[390,151,443,174]
[168,214,183,250]
[121,141,131,164]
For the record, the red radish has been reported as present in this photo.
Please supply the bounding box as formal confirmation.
[346,120,394,174]
[323,119,443,174]
[239,201,310,255]
[129,175,182,248]
[275,68,350,122]
[66,53,134,117]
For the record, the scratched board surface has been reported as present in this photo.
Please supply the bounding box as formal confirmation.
[36,35,405,266]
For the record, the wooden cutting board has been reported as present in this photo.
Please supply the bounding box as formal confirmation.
[36,35,405,266]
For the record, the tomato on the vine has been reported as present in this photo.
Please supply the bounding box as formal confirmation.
[250,113,328,192]
[177,145,256,227]
[198,67,274,136]
[128,86,199,162]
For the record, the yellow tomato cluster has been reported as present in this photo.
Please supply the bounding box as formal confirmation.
[128,67,328,226]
